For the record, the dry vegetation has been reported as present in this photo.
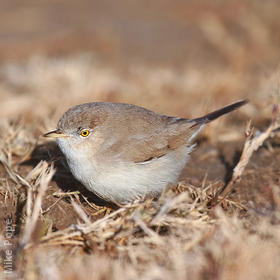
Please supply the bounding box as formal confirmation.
[1,1,280,279]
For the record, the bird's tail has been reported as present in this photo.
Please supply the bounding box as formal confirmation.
[190,99,248,127]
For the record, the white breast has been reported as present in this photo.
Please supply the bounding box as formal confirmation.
[57,137,194,204]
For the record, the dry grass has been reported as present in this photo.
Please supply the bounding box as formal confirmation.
[0,56,279,279]
[1,1,280,279]
[211,104,280,206]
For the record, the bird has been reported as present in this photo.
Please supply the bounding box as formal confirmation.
[44,100,247,204]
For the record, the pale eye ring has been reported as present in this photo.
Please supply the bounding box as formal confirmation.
[80,129,90,137]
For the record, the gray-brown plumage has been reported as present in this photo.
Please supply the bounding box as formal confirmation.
[44,100,247,204]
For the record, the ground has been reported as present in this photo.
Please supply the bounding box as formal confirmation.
[0,1,280,279]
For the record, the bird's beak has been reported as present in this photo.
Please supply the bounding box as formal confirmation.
[43,129,69,138]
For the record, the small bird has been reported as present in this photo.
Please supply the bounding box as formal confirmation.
[44,100,247,204]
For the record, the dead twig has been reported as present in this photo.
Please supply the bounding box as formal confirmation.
[70,197,92,225]
[20,162,55,248]
[210,104,280,207]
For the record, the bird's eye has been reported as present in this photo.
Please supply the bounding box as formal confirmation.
[80,129,90,137]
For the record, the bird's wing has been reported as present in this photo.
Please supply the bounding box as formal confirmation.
[103,118,196,163]
[104,130,171,163]
[124,99,248,163]
[100,100,247,163]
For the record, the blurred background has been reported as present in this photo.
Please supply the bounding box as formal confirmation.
[1,2,280,278]
[0,0,280,125]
